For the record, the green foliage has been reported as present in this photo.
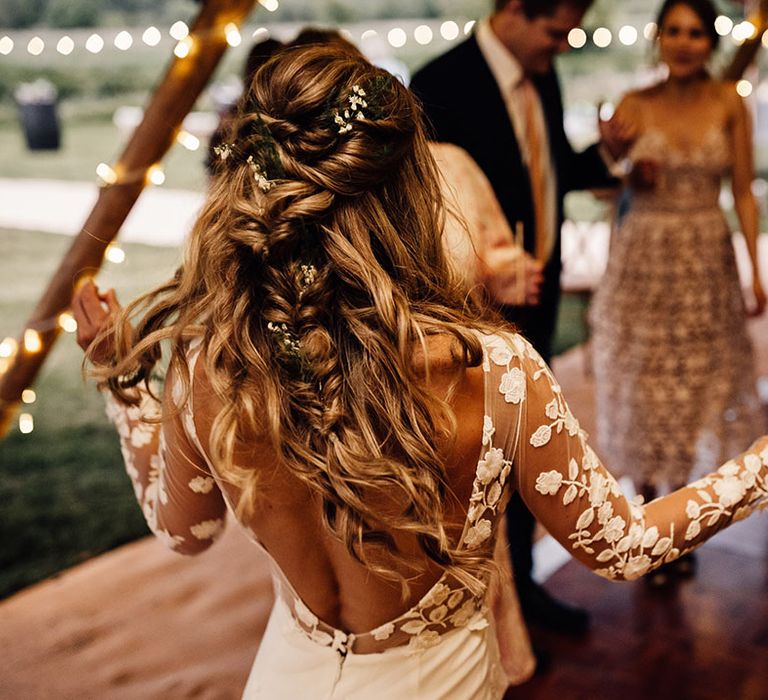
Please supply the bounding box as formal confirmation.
[0,0,47,29]
[45,0,101,29]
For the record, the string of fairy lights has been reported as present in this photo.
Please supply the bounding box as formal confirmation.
[1,7,766,434]
[1,13,767,59]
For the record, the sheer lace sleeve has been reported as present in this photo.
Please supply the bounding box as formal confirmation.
[102,377,227,555]
[499,335,768,581]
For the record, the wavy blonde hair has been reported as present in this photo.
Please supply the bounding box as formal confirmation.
[95,46,502,588]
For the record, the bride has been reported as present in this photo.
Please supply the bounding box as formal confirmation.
[73,45,768,698]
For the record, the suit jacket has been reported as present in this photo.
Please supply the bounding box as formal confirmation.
[411,34,614,359]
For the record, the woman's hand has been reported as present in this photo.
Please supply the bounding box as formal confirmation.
[748,277,766,317]
[628,158,659,192]
[483,247,544,306]
[72,279,123,364]
[598,104,636,161]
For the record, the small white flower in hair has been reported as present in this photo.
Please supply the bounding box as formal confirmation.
[246,155,273,192]
[334,85,368,135]
[300,264,317,287]
[213,143,233,161]
[334,111,353,134]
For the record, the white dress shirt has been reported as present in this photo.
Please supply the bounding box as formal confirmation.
[475,18,557,262]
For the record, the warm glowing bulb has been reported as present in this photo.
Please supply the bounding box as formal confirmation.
[177,130,200,151]
[644,22,657,41]
[148,165,165,185]
[22,389,36,404]
[736,79,753,97]
[618,25,638,46]
[24,329,42,354]
[715,15,734,36]
[96,162,117,185]
[143,26,161,46]
[593,27,612,48]
[568,28,587,48]
[27,37,44,55]
[0,36,13,55]
[387,28,407,48]
[414,25,433,46]
[105,243,126,264]
[258,0,279,11]
[114,30,133,50]
[225,23,242,47]
[56,36,74,55]
[732,21,757,42]
[58,312,78,333]
[252,27,269,40]
[0,337,18,358]
[440,21,459,41]
[360,29,377,41]
[85,34,104,53]
[464,20,476,35]
[19,413,34,434]
[174,37,192,58]
[170,21,189,41]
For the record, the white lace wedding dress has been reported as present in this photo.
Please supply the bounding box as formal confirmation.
[103,332,768,698]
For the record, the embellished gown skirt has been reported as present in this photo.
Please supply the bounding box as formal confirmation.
[589,201,763,488]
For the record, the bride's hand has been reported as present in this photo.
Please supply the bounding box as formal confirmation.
[72,279,124,363]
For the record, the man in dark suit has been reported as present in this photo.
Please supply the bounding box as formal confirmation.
[411,0,617,637]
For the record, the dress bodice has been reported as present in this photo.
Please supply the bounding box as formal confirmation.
[629,127,731,213]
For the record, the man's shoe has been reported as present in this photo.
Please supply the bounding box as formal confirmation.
[518,581,590,636]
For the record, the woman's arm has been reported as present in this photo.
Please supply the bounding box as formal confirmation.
[728,83,766,316]
[74,281,227,555]
[102,377,227,555]
[495,337,768,581]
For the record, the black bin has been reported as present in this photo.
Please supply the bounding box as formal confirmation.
[15,80,61,151]
[18,102,61,150]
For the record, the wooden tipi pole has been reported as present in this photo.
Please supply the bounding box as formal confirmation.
[0,0,257,436]
[722,0,768,80]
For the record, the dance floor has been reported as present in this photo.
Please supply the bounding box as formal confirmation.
[1,316,767,699]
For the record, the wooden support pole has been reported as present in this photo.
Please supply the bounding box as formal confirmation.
[0,0,257,437]
[722,0,768,81]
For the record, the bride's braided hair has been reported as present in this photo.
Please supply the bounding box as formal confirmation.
[96,45,499,589]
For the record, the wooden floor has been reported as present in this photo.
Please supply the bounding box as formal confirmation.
[510,517,768,700]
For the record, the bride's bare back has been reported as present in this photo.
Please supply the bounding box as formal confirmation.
[186,335,487,632]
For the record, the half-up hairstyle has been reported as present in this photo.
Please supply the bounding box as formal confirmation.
[93,45,501,591]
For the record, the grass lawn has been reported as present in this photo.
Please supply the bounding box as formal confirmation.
[0,115,210,191]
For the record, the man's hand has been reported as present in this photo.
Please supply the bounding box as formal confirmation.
[72,279,123,364]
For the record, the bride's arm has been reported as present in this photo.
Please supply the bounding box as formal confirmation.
[503,339,768,580]
[101,375,228,555]
[74,281,227,555]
